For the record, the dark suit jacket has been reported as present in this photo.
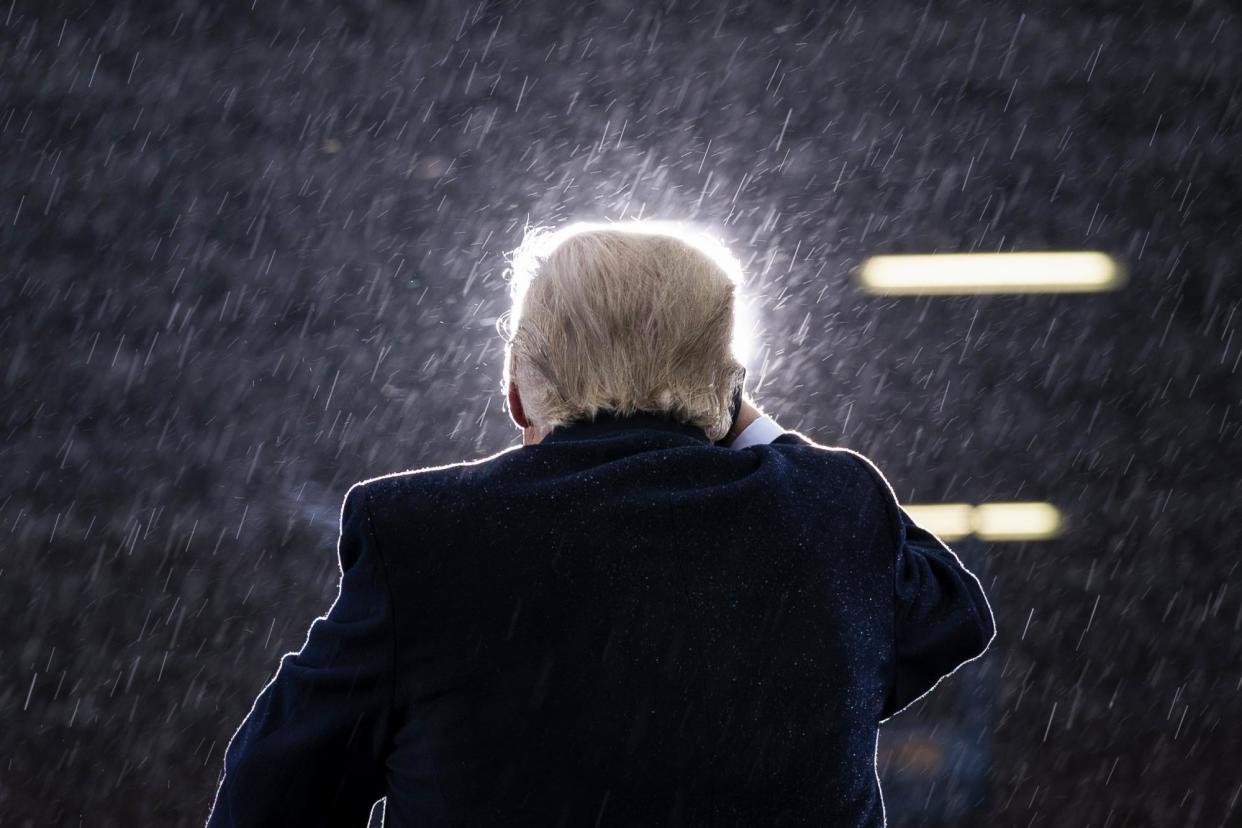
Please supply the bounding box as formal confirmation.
[206,410,995,827]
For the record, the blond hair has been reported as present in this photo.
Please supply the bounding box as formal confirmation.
[500,220,746,442]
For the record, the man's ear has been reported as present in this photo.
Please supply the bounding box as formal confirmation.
[507,379,532,430]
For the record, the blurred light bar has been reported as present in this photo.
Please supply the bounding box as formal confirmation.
[857,252,1124,294]
[902,501,1065,542]
[972,501,1064,541]
[903,503,975,541]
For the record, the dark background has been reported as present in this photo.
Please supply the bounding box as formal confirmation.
[3,0,1239,825]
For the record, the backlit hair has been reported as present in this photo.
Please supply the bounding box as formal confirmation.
[500,220,746,442]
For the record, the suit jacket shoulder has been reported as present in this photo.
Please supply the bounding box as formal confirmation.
[357,444,525,509]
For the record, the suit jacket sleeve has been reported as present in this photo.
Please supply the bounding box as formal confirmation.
[206,482,394,827]
[849,454,997,721]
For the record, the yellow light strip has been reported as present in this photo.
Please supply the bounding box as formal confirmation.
[901,503,975,541]
[902,501,1065,542]
[857,252,1125,295]
[972,501,1064,541]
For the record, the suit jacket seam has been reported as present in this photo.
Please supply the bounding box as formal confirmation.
[845,452,902,721]
[358,484,400,767]
[847,454,906,614]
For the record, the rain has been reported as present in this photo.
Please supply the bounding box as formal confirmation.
[2,1,1239,825]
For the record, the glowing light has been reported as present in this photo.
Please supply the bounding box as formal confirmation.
[731,289,760,367]
[901,501,1065,542]
[857,252,1124,294]
[972,501,1064,541]
[902,503,975,541]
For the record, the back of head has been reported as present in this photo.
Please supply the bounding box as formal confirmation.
[502,221,746,443]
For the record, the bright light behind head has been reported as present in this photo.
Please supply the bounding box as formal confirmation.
[504,218,757,363]
[731,288,759,367]
[857,251,1125,295]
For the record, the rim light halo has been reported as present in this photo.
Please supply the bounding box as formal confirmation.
[507,217,759,365]
[731,287,760,368]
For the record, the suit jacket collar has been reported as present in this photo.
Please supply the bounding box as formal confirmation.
[541,409,712,445]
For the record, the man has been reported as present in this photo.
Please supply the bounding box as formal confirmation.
[206,221,996,827]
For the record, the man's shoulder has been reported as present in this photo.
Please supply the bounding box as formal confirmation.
[769,428,871,465]
[351,444,525,507]
[762,429,892,494]
[769,430,898,512]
